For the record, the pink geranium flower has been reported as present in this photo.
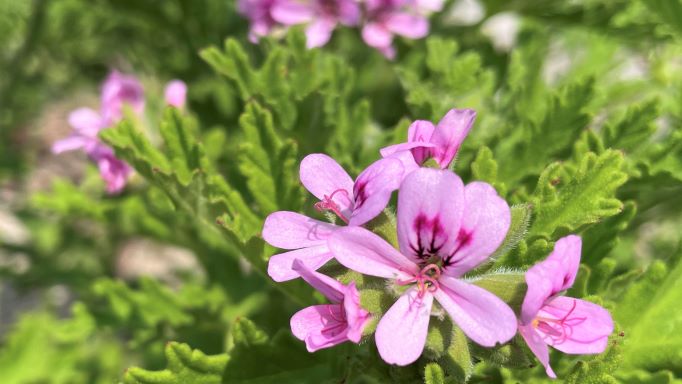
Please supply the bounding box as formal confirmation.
[100,70,145,124]
[381,108,476,174]
[290,259,371,351]
[519,235,614,378]
[53,71,144,194]
[361,0,437,59]
[164,80,188,109]
[272,0,361,48]
[264,154,404,281]
[238,0,282,42]
[89,145,133,194]
[52,108,109,155]
[328,168,517,365]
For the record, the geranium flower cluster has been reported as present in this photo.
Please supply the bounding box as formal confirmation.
[237,0,442,58]
[53,71,187,194]
[263,108,614,377]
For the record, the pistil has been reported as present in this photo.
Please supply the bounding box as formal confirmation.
[314,189,352,224]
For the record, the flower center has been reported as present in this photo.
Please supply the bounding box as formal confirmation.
[314,189,352,224]
[396,263,442,298]
[318,0,340,16]
[532,299,587,345]
[321,304,347,337]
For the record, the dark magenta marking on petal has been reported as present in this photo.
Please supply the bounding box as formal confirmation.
[443,228,472,267]
[409,214,447,260]
[319,0,344,17]
[353,180,369,209]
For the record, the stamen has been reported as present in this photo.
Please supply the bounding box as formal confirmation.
[314,189,352,224]
[396,264,442,299]
[533,299,588,345]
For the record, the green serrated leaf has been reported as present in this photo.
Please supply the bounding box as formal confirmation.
[231,317,269,348]
[618,248,682,372]
[497,79,595,184]
[471,146,498,184]
[124,342,228,384]
[237,102,303,214]
[603,100,659,153]
[530,150,627,239]
[223,319,332,383]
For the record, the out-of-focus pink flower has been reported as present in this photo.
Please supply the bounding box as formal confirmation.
[100,70,145,124]
[361,0,436,59]
[519,236,614,378]
[89,145,133,194]
[52,108,108,155]
[381,108,476,175]
[329,168,516,365]
[53,70,144,195]
[238,0,282,42]
[272,0,361,48]
[164,80,187,109]
[290,259,370,351]
[236,0,441,57]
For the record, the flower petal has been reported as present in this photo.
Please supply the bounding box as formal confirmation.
[305,18,336,48]
[328,227,418,279]
[267,245,334,282]
[546,235,582,293]
[380,141,436,159]
[385,12,429,39]
[164,80,187,109]
[100,70,145,122]
[434,276,517,347]
[397,168,464,263]
[519,324,556,378]
[299,154,355,216]
[429,109,476,168]
[521,235,582,323]
[349,158,404,226]
[381,148,421,178]
[262,211,337,249]
[68,108,105,137]
[521,259,558,324]
[271,0,315,24]
[380,121,436,168]
[52,136,89,154]
[91,147,131,195]
[362,22,393,49]
[407,120,436,164]
[290,304,348,352]
[337,0,361,26]
[342,282,370,343]
[442,182,511,277]
[375,288,433,365]
[540,296,613,354]
[292,259,345,303]
[416,0,444,12]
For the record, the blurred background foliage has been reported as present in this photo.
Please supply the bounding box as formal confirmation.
[1,0,682,383]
